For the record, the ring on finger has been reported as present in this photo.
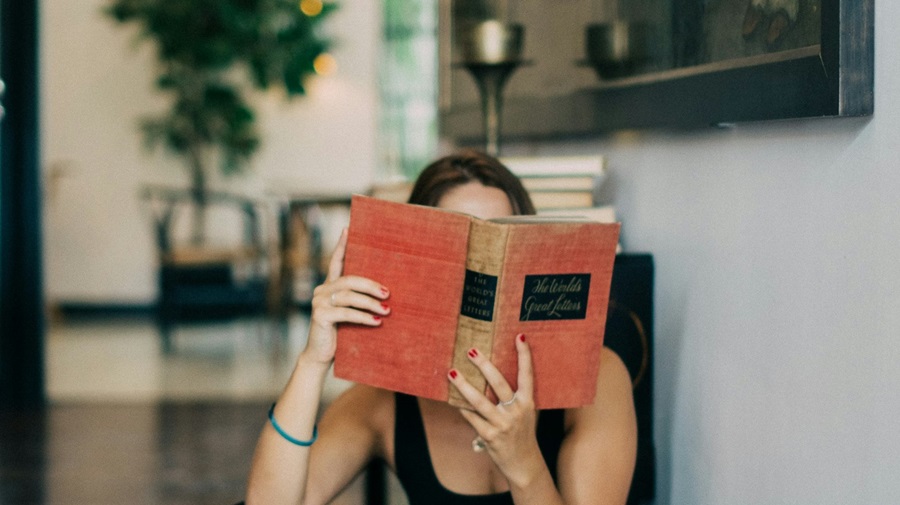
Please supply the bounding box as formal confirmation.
[330,292,338,306]
[497,392,517,407]
[472,436,487,453]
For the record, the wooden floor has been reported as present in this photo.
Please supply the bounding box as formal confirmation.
[0,401,266,505]
[0,315,377,505]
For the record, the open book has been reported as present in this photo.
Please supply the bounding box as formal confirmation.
[334,195,620,409]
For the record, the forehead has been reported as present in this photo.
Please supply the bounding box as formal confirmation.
[436,182,514,220]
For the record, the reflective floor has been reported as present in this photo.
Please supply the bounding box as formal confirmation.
[0,314,372,505]
[44,314,354,404]
[0,401,272,505]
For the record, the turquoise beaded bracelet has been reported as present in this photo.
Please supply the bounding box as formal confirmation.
[268,403,318,447]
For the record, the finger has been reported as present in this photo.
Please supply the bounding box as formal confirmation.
[458,407,494,437]
[314,275,389,310]
[330,288,391,317]
[465,348,515,406]
[515,333,534,401]
[448,369,503,420]
[329,306,384,326]
[326,228,349,282]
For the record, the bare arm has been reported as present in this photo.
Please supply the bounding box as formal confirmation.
[245,355,330,505]
[556,347,638,504]
[304,385,393,504]
[245,229,391,505]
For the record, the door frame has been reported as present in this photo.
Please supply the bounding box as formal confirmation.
[0,0,45,409]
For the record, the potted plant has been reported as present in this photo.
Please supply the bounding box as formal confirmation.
[106,0,337,242]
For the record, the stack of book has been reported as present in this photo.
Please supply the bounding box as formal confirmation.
[504,155,619,250]
[368,155,614,220]
[368,180,414,203]
[501,155,606,211]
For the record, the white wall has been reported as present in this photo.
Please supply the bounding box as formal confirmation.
[41,0,381,302]
[499,4,900,504]
[41,1,900,504]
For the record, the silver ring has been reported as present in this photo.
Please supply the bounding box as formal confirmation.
[472,436,486,453]
[498,392,517,407]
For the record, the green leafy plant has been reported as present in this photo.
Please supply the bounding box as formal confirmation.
[106,0,337,240]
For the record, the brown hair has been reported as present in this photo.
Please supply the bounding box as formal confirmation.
[407,149,536,216]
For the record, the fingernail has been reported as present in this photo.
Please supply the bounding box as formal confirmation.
[449,369,458,379]
[518,333,526,343]
[467,348,478,358]
[381,303,390,312]
[373,315,381,322]
[380,287,389,296]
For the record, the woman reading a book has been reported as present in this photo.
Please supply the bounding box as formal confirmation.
[245,150,637,505]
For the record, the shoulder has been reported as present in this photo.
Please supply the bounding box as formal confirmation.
[596,347,634,399]
[324,384,394,429]
[565,346,635,431]
[320,384,395,456]
[555,347,637,504]
[304,386,397,503]
[328,383,394,410]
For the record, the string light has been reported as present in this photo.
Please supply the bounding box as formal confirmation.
[313,53,337,75]
[300,0,323,17]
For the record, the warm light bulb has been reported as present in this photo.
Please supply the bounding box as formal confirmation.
[313,53,337,75]
[300,0,323,16]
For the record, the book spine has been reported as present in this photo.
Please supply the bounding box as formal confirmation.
[447,220,510,408]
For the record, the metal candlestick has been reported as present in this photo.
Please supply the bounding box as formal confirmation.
[455,20,525,156]
[582,21,652,80]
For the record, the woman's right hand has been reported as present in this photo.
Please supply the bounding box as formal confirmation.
[302,228,391,366]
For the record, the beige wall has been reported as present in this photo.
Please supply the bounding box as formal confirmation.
[41,0,381,302]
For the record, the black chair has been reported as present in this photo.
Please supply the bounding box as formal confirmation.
[143,185,273,353]
[604,253,656,505]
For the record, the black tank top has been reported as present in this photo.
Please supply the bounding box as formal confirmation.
[393,393,565,505]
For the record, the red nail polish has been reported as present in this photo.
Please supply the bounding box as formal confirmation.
[373,315,381,321]
[518,333,526,343]
[449,369,458,379]
[381,303,390,311]
[380,287,389,296]
[467,348,478,358]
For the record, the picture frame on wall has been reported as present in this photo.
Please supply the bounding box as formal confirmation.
[440,0,874,142]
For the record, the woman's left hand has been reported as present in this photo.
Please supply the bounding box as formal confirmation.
[448,334,545,487]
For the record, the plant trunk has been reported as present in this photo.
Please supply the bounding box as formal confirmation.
[188,144,208,246]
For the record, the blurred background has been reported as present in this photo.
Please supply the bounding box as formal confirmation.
[3,0,899,504]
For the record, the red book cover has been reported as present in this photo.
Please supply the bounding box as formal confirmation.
[334,195,620,409]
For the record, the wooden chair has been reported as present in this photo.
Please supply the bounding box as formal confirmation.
[142,185,274,353]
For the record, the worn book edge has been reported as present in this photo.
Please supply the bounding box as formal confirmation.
[336,195,620,409]
[447,220,510,408]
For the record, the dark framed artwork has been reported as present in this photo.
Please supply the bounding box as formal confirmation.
[440,0,874,143]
